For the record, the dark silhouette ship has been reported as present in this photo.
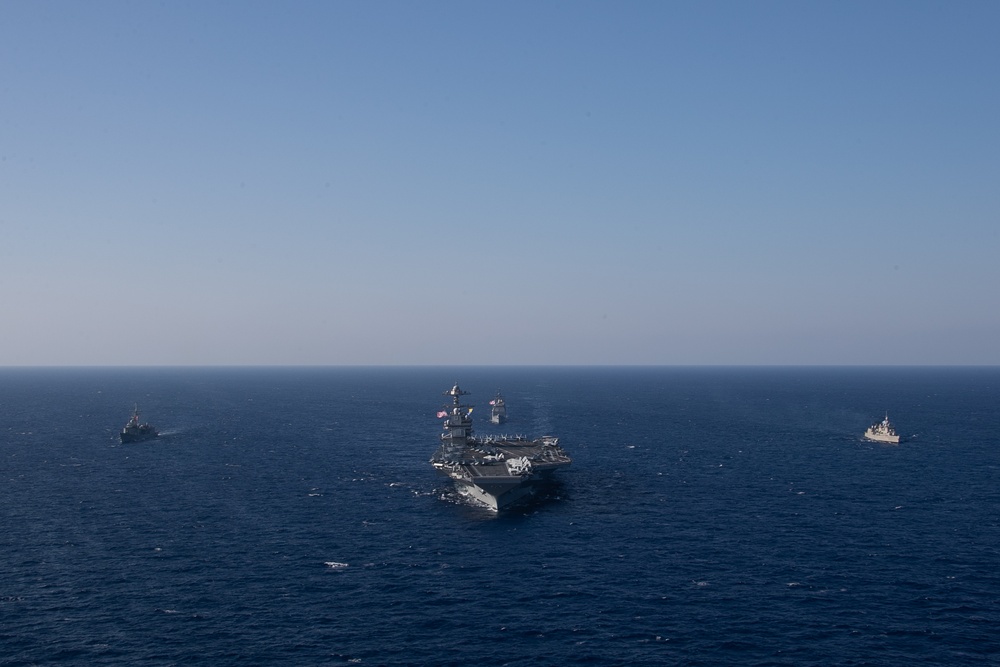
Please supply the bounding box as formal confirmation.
[430,384,570,511]
[120,404,158,444]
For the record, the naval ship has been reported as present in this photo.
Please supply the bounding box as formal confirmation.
[864,413,900,444]
[120,404,159,444]
[430,384,571,511]
[489,389,507,425]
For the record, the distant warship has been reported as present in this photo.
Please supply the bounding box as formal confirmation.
[430,384,571,511]
[120,404,158,444]
[864,413,900,444]
[489,389,507,425]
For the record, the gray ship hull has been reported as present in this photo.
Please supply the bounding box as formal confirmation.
[437,460,566,511]
[452,476,539,511]
[864,428,900,444]
[431,436,570,511]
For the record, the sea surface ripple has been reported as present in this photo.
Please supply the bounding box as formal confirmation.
[2,366,998,665]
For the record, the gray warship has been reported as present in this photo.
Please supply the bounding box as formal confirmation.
[120,404,158,444]
[430,384,571,511]
[489,389,507,425]
[864,413,901,444]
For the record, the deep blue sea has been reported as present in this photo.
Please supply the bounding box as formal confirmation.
[2,367,999,666]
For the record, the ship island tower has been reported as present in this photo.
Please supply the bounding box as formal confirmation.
[442,384,473,439]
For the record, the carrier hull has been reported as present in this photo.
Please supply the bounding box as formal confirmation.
[433,439,569,511]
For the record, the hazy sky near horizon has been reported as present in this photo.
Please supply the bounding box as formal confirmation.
[2,1,998,365]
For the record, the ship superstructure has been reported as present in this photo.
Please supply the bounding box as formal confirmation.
[864,413,901,444]
[489,389,507,425]
[431,384,570,511]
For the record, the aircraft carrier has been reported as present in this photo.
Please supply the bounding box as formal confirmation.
[430,384,571,511]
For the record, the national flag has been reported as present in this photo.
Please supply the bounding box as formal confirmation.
[489,400,496,405]
[436,410,448,418]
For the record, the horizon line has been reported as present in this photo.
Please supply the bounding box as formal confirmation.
[1,363,997,370]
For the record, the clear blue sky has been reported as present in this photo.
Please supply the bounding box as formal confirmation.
[2,1,997,365]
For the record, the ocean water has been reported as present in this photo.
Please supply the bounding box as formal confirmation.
[2,366,999,666]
